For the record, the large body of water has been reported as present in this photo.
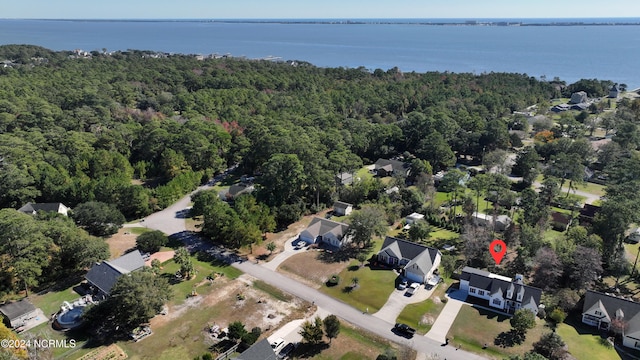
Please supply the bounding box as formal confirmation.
[1,18,640,88]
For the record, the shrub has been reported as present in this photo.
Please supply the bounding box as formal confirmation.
[327,274,340,286]
[548,308,566,325]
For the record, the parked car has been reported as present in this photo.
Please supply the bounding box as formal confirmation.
[406,282,420,296]
[270,337,285,352]
[397,279,408,290]
[278,342,298,359]
[392,323,416,338]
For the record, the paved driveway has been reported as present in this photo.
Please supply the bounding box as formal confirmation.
[425,289,467,343]
[262,236,303,271]
[373,283,438,323]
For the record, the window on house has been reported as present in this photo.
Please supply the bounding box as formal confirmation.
[470,288,476,294]
[636,341,640,349]
[478,290,485,296]
[492,298,501,305]
[595,311,601,316]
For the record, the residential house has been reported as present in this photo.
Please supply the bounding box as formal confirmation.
[459,267,542,315]
[233,338,277,360]
[377,236,442,285]
[18,202,69,216]
[333,201,353,216]
[609,84,620,98]
[570,91,588,104]
[582,290,640,349]
[335,172,354,186]
[374,158,409,177]
[472,212,512,231]
[550,211,572,231]
[85,250,146,297]
[579,204,601,225]
[299,217,350,248]
[0,299,38,329]
[405,212,425,225]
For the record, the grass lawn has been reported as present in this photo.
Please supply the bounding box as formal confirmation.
[396,279,450,334]
[293,322,406,360]
[30,284,84,316]
[556,317,621,360]
[320,260,398,313]
[543,229,565,247]
[129,227,151,235]
[447,305,548,359]
[355,166,374,182]
[21,322,91,359]
[161,254,242,306]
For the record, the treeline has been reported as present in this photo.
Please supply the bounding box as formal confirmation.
[0,44,605,227]
[0,209,109,298]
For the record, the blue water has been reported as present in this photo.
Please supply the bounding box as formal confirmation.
[1,19,639,88]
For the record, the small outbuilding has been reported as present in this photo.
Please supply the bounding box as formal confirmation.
[0,299,37,328]
[333,201,353,216]
[405,212,425,225]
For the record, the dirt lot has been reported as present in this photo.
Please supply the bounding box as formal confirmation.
[278,250,351,289]
[105,228,138,259]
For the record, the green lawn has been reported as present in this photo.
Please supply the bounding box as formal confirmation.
[320,260,398,313]
[30,284,84,316]
[556,318,620,360]
[543,229,565,247]
[355,166,374,182]
[396,280,449,334]
[129,226,150,235]
[160,254,242,305]
[447,305,549,358]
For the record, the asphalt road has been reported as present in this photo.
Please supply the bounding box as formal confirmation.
[140,167,487,359]
[232,260,487,360]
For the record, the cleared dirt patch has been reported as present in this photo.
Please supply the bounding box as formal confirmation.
[105,228,138,259]
[144,250,175,266]
[278,250,350,289]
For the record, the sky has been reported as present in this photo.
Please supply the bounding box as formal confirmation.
[2,0,640,19]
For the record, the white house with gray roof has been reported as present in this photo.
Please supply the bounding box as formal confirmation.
[85,250,146,297]
[459,267,542,315]
[299,217,351,248]
[333,201,353,216]
[582,290,640,349]
[377,236,441,285]
[18,202,69,216]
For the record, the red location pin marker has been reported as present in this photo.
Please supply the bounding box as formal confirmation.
[489,239,507,265]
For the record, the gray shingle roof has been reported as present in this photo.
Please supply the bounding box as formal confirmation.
[333,201,352,210]
[461,267,542,307]
[583,290,640,338]
[85,250,145,295]
[0,299,36,321]
[378,236,440,276]
[18,202,66,214]
[374,159,407,173]
[234,338,277,360]
[304,217,349,239]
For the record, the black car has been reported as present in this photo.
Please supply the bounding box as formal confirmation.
[392,323,416,338]
[278,342,297,359]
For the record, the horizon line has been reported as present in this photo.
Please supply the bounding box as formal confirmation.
[3,16,640,20]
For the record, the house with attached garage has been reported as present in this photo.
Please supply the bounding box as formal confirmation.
[459,267,542,315]
[299,217,351,248]
[376,236,441,285]
[0,299,38,329]
[85,250,146,298]
[18,202,69,216]
[582,290,640,349]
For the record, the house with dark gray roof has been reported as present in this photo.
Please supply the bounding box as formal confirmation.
[220,183,254,202]
[233,338,277,360]
[377,236,441,285]
[582,290,640,350]
[459,267,542,315]
[18,202,69,216]
[299,217,351,248]
[374,158,409,177]
[85,250,145,297]
[0,299,37,328]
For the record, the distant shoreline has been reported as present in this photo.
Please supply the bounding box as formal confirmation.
[6,18,640,27]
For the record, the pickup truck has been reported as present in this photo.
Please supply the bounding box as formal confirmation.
[406,282,420,296]
[393,323,416,338]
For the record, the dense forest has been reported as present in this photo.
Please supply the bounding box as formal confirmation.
[1,44,638,300]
